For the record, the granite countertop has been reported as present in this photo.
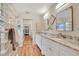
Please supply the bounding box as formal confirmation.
[37,33,79,52]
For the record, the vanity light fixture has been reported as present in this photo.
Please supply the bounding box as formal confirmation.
[43,12,50,20]
[56,3,65,9]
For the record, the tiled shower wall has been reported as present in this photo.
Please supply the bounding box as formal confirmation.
[0,3,16,56]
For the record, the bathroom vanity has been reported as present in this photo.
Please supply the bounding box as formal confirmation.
[35,32,79,56]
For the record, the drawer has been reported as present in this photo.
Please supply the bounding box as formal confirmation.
[36,35,42,49]
[47,39,59,50]
[59,44,79,56]
[43,38,59,56]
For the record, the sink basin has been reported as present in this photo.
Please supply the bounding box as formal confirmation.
[46,34,58,38]
[41,33,58,38]
[63,37,79,45]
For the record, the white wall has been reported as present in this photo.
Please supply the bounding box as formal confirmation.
[32,14,45,44]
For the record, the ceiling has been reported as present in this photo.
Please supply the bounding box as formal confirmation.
[13,3,56,16]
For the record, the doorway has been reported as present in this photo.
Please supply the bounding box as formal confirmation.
[23,25,29,36]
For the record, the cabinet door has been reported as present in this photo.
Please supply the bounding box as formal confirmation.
[41,37,59,56]
[36,35,40,44]
[47,39,59,56]
[59,44,79,56]
[36,35,39,46]
[41,38,52,56]
[41,37,46,54]
[41,37,49,55]
[36,35,42,49]
[38,35,42,49]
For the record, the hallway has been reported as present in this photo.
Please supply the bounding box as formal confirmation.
[1,3,79,56]
[17,35,42,56]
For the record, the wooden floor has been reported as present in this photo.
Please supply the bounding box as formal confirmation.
[17,35,42,56]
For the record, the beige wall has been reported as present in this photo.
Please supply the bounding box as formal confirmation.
[42,5,57,31]
[35,16,45,32]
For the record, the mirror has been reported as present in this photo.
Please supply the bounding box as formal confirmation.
[56,6,73,31]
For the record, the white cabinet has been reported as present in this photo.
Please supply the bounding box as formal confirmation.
[47,39,59,56]
[36,35,49,55]
[36,34,42,49]
[59,44,79,56]
[41,36,59,56]
[36,34,79,56]
[41,37,49,55]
